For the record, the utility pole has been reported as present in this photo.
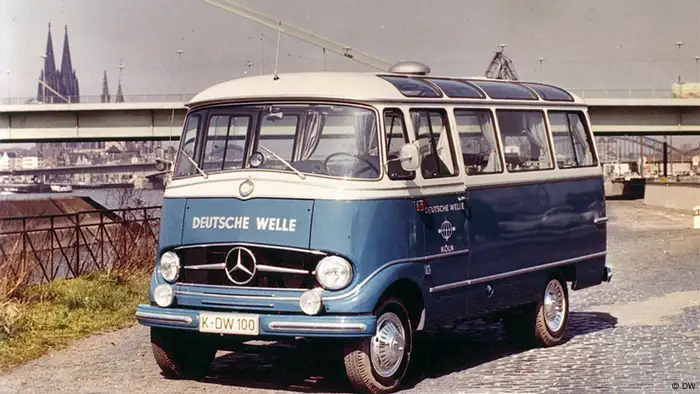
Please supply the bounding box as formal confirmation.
[176,49,184,100]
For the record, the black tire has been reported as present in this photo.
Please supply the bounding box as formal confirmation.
[150,327,217,380]
[503,276,569,348]
[343,298,413,394]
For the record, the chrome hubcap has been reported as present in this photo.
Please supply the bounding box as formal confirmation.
[543,279,566,332]
[370,312,406,378]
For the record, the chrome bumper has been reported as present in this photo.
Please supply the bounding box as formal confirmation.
[135,304,376,337]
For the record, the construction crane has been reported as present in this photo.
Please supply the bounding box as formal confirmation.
[199,0,393,72]
[484,44,518,80]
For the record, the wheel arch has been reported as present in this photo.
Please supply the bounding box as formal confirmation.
[376,278,426,331]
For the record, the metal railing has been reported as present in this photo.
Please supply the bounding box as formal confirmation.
[0,206,161,284]
[0,94,196,106]
[2,89,696,105]
[568,89,676,99]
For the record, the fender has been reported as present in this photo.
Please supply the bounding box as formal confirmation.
[322,261,428,314]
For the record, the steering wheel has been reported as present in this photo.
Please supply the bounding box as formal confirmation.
[323,152,379,178]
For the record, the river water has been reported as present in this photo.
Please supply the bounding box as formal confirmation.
[0,188,165,210]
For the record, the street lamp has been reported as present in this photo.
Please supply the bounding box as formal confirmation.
[695,56,700,82]
[537,57,544,74]
[675,41,684,83]
[176,49,185,101]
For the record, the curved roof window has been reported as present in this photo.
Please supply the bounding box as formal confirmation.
[471,81,538,100]
[379,75,441,98]
[520,83,574,101]
[424,78,485,98]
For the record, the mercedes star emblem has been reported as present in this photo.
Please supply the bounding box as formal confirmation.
[239,179,254,197]
[224,246,257,285]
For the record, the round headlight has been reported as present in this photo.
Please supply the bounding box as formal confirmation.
[159,251,180,283]
[154,284,174,308]
[315,256,353,290]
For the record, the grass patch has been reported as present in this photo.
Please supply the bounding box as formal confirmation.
[0,271,150,371]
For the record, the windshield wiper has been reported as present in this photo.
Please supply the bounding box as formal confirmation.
[257,144,306,180]
[179,149,208,179]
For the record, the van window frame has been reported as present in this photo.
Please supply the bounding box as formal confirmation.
[409,107,460,180]
[453,107,505,176]
[383,108,416,181]
[495,108,556,174]
[547,110,599,169]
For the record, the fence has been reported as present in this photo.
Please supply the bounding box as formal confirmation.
[0,206,161,286]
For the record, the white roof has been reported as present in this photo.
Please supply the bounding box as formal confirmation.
[188,71,585,106]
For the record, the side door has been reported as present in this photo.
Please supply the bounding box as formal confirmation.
[406,108,470,328]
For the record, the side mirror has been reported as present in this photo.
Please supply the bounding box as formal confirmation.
[397,143,421,172]
[155,157,173,172]
[249,151,266,168]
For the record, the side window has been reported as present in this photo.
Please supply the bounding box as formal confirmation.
[548,111,597,168]
[174,114,200,177]
[496,110,553,172]
[384,109,414,180]
[454,109,502,175]
[410,109,457,179]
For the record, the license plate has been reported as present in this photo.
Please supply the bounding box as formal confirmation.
[198,312,259,335]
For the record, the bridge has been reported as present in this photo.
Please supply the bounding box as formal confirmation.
[3,91,700,142]
[0,162,162,177]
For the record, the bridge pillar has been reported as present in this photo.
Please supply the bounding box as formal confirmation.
[663,142,668,177]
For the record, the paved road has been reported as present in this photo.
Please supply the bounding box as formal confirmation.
[1,199,699,393]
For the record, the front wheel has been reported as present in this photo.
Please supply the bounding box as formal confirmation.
[150,327,217,380]
[503,276,569,348]
[343,298,413,394]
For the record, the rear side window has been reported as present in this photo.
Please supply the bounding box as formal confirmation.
[495,110,553,172]
[409,109,457,179]
[384,109,414,180]
[548,111,597,168]
[454,109,502,175]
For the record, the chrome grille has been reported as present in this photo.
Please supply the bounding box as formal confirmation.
[175,244,324,290]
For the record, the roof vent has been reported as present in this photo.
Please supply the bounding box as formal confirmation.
[388,61,431,76]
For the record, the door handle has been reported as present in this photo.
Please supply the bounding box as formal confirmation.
[457,195,467,202]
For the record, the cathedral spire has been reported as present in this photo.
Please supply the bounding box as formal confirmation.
[116,80,124,103]
[37,22,59,103]
[59,25,79,102]
[101,70,110,103]
[43,22,57,74]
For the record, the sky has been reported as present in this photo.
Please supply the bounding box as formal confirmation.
[1,0,700,101]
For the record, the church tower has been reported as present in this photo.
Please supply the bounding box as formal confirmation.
[101,70,111,103]
[37,23,60,103]
[36,23,80,104]
[59,25,80,103]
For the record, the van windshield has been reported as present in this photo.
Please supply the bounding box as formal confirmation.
[174,104,380,180]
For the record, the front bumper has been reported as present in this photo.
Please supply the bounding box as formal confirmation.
[135,304,377,338]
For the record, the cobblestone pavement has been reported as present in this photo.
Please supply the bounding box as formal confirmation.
[1,199,700,393]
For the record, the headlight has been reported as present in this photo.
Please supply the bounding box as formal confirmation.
[159,251,180,283]
[154,284,174,307]
[315,256,353,290]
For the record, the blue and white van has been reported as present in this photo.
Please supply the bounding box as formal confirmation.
[136,61,612,393]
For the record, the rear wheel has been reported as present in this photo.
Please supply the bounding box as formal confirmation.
[343,298,413,394]
[150,327,217,379]
[503,276,569,348]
